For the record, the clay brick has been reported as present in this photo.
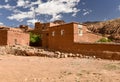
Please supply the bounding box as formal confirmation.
[0,29,29,46]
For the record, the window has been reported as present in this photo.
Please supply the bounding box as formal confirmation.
[52,31,55,36]
[78,28,83,36]
[78,25,83,36]
[46,33,49,36]
[61,29,64,36]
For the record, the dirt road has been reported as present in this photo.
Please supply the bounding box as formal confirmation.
[0,55,120,82]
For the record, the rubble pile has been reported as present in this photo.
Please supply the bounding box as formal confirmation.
[0,45,97,59]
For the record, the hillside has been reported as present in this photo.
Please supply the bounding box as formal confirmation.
[84,18,120,43]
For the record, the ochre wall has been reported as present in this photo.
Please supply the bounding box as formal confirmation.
[48,41,120,59]
[33,22,120,59]
[7,31,29,46]
[47,22,102,50]
[0,30,7,45]
[48,23,74,50]
[46,22,120,59]
[73,23,102,43]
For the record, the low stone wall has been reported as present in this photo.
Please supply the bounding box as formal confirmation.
[73,43,120,60]
[0,45,88,58]
[49,43,120,60]
[0,44,120,60]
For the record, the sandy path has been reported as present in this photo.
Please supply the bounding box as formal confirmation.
[0,55,120,82]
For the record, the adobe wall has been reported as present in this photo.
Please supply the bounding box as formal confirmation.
[7,31,29,46]
[41,31,49,48]
[73,24,102,43]
[50,42,120,59]
[48,23,74,50]
[0,30,7,45]
[73,43,120,59]
[34,22,59,31]
[45,22,120,59]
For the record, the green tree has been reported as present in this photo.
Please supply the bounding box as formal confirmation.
[30,32,41,46]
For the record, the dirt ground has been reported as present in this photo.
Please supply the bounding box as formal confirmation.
[0,55,120,82]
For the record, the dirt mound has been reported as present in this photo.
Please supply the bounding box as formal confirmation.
[84,18,120,43]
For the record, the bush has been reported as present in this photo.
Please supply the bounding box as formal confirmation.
[97,37,112,42]
[30,33,41,46]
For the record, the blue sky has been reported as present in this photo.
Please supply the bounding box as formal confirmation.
[0,0,120,27]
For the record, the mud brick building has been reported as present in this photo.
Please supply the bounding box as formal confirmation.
[0,26,29,46]
[33,22,102,48]
[32,21,120,59]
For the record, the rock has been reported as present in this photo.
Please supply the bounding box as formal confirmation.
[64,54,68,58]
[93,56,96,59]
[76,54,80,57]
[68,53,73,57]
[55,51,61,55]
[57,54,61,58]
[25,50,35,56]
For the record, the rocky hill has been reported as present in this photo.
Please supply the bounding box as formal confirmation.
[84,18,120,43]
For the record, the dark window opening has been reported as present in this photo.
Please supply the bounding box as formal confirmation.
[46,33,49,36]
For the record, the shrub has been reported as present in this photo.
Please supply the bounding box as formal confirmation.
[30,32,41,46]
[97,37,112,42]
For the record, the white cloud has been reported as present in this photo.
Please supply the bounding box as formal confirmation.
[17,0,26,7]
[50,14,62,21]
[0,22,4,25]
[35,0,80,17]
[0,4,15,10]
[83,9,92,16]
[27,19,39,25]
[7,0,80,22]
[5,0,9,3]
[8,11,35,21]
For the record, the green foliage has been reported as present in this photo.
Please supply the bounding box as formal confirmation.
[30,32,40,44]
[97,37,112,42]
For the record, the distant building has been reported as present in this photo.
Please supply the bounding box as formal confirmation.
[0,26,30,46]
[32,21,102,49]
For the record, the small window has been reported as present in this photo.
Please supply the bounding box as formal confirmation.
[61,29,64,36]
[46,33,49,36]
[78,28,83,36]
[78,24,83,36]
[52,31,55,36]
